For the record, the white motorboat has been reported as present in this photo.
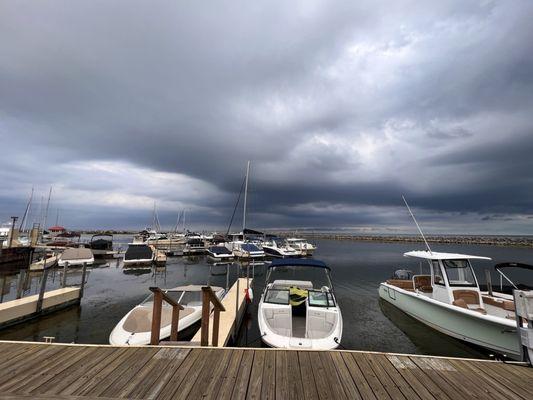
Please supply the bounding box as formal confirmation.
[109,285,226,345]
[258,259,342,349]
[379,250,527,359]
[123,243,154,266]
[206,245,234,262]
[89,234,115,258]
[183,235,206,255]
[286,238,316,257]
[262,237,299,258]
[58,247,94,267]
[232,242,264,259]
[30,253,59,271]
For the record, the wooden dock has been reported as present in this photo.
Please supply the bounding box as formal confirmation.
[0,341,530,399]
[191,277,252,347]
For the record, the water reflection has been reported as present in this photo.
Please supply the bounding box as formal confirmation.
[0,238,531,360]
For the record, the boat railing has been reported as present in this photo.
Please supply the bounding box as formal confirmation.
[149,287,184,345]
[200,286,226,346]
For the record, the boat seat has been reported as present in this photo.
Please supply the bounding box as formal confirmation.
[386,279,414,291]
[452,299,487,314]
[482,296,516,311]
[453,290,480,305]
[123,307,195,333]
[413,275,432,293]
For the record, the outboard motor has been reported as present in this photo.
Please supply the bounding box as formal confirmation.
[393,269,413,280]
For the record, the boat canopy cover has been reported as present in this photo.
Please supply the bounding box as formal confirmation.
[243,228,263,235]
[209,246,232,255]
[404,250,491,261]
[495,262,533,271]
[242,243,261,252]
[125,244,153,260]
[269,258,330,270]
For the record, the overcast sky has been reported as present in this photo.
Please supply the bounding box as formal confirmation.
[1,0,532,234]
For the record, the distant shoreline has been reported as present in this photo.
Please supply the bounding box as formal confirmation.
[77,230,533,248]
[279,233,533,248]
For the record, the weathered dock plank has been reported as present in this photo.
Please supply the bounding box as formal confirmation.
[0,341,531,400]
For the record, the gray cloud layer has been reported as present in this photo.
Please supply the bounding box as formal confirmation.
[1,0,532,234]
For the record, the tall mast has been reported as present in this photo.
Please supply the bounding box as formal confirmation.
[19,187,34,232]
[242,161,250,231]
[43,186,52,231]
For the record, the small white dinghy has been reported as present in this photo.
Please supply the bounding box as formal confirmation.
[58,247,94,267]
[109,285,225,345]
[258,259,342,350]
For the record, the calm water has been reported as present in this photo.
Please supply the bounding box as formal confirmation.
[1,238,532,359]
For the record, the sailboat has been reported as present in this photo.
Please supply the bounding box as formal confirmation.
[226,161,265,259]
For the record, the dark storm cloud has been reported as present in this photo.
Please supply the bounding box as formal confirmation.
[0,0,532,233]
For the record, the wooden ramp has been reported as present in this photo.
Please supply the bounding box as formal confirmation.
[0,341,531,399]
[191,277,252,347]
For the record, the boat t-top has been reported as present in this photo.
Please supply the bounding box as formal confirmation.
[258,259,342,350]
[110,285,225,345]
[379,250,530,359]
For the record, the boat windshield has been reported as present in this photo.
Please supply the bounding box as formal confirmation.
[267,265,331,289]
[140,290,203,307]
[264,289,290,305]
[442,259,477,287]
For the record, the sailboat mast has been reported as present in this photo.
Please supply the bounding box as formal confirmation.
[43,186,52,231]
[242,161,250,231]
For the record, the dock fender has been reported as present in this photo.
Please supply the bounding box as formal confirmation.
[245,287,253,303]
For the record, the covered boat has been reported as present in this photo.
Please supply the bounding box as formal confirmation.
[258,259,342,349]
[89,234,114,257]
[109,285,225,345]
[206,245,234,262]
[123,243,154,266]
[58,247,94,267]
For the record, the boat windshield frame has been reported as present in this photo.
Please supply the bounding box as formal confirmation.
[265,264,334,293]
[440,259,479,288]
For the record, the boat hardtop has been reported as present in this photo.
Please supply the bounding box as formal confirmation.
[404,250,492,260]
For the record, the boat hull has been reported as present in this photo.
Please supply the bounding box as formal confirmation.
[378,283,520,359]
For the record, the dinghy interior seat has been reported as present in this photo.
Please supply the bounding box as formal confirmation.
[123,306,195,333]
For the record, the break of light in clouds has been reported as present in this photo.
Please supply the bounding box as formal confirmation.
[0,0,532,234]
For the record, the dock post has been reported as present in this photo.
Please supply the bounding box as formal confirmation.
[16,270,25,299]
[234,278,240,340]
[201,289,210,346]
[36,268,49,313]
[79,263,87,299]
[62,262,68,287]
[150,288,163,345]
[170,304,180,342]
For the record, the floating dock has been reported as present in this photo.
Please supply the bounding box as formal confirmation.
[191,277,252,347]
[0,288,80,327]
[0,341,530,399]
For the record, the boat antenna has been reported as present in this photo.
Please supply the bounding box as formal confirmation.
[402,195,432,254]
[243,161,250,231]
